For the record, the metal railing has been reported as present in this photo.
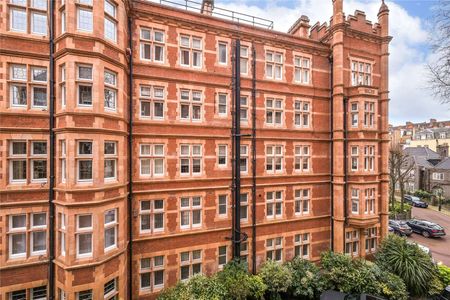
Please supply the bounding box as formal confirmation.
[157,0,274,29]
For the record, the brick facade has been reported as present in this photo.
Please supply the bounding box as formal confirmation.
[0,0,390,299]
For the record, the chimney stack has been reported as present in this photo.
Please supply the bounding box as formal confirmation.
[201,0,214,15]
[437,143,449,158]
[288,15,310,38]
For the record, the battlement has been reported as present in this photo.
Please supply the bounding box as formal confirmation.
[289,0,388,41]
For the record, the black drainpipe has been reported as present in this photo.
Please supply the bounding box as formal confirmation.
[329,55,334,251]
[230,42,236,256]
[127,16,134,300]
[251,43,257,274]
[48,0,55,298]
[232,39,242,259]
[343,96,349,251]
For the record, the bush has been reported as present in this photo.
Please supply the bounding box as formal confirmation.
[258,260,293,299]
[376,234,440,297]
[158,281,190,300]
[321,251,376,294]
[371,264,408,300]
[157,275,226,300]
[414,189,432,200]
[438,264,450,286]
[320,251,408,300]
[216,260,266,300]
[286,256,329,299]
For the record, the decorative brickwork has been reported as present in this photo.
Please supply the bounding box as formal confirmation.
[0,0,390,299]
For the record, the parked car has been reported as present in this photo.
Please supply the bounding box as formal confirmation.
[389,220,412,236]
[404,195,428,208]
[406,219,446,238]
[388,226,394,233]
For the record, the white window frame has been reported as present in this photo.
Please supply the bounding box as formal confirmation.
[218,144,227,167]
[104,209,117,252]
[76,214,93,258]
[180,196,202,230]
[265,51,283,80]
[294,55,311,84]
[294,233,310,259]
[139,199,164,234]
[266,145,283,174]
[351,188,360,214]
[77,7,93,32]
[218,42,228,65]
[294,145,310,172]
[179,144,202,176]
[266,237,283,262]
[266,191,283,219]
[139,144,164,177]
[9,214,27,259]
[294,189,310,216]
[179,250,202,281]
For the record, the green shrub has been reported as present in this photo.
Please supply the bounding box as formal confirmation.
[157,281,190,300]
[187,274,227,300]
[320,251,408,300]
[371,264,408,300]
[438,264,450,286]
[258,260,293,299]
[414,189,432,200]
[375,234,439,297]
[216,260,266,300]
[286,256,329,299]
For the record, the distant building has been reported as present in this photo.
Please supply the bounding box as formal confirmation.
[389,119,450,150]
[403,145,450,199]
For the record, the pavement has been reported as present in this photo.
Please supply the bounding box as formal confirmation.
[409,206,450,266]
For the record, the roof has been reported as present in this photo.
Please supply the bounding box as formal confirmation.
[412,156,435,168]
[403,147,441,159]
[435,157,450,170]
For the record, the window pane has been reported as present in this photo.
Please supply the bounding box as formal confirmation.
[12,215,26,228]
[11,65,27,80]
[140,273,151,289]
[78,233,92,254]
[79,142,93,155]
[32,231,46,252]
[12,160,27,180]
[33,87,47,107]
[32,213,47,226]
[11,9,27,32]
[78,85,92,105]
[32,13,47,35]
[78,9,93,31]
[104,227,116,248]
[104,18,116,41]
[104,0,116,17]
[12,141,26,155]
[32,68,47,82]
[11,233,26,255]
[12,85,27,106]
[78,215,92,228]
[154,270,164,286]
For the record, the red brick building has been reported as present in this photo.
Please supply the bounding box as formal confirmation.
[0,0,390,299]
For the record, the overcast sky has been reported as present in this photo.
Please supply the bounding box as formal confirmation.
[153,0,450,125]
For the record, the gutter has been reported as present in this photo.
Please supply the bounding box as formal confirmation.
[232,39,242,259]
[48,0,56,298]
[329,55,334,251]
[343,96,349,251]
[127,15,134,300]
[251,43,257,273]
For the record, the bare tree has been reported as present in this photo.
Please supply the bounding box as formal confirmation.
[428,1,450,104]
[389,146,414,213]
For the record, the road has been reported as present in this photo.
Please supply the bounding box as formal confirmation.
[410,207,450,265]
